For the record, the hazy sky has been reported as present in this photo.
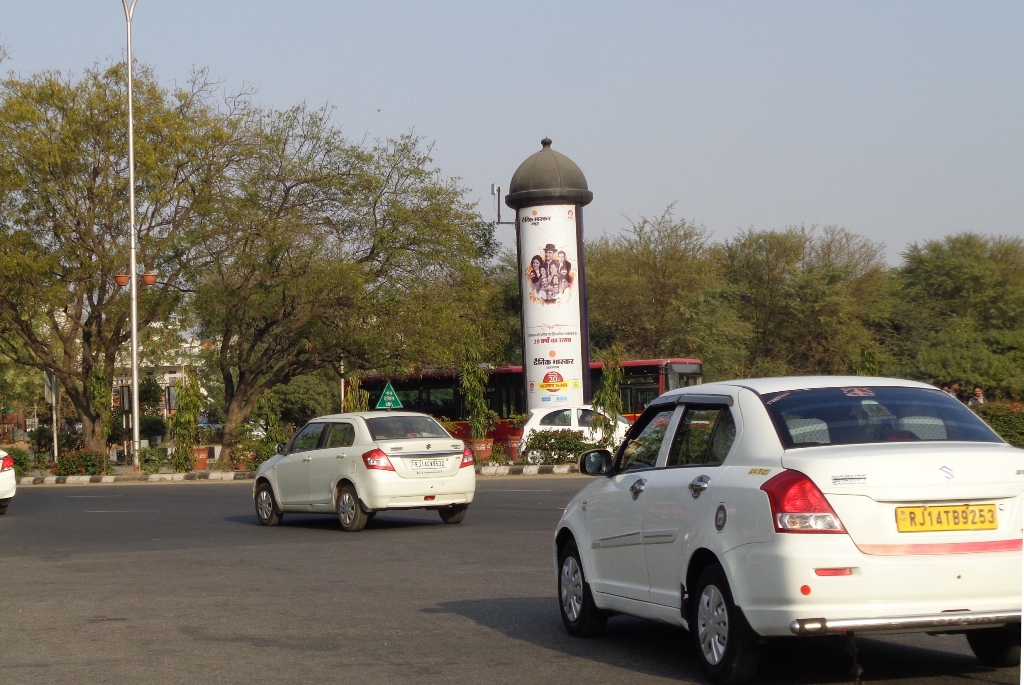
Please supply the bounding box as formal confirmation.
[4,1,1022,263]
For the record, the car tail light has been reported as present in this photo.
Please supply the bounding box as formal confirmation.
[760,469,845,533]
[0,455,13,472]
[362,449,394,471]
[460,447,474,468]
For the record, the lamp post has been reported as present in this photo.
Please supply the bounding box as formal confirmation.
[121,0,141,470]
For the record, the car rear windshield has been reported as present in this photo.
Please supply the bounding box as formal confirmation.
[761,386,1003,449]
[365,416,450,441]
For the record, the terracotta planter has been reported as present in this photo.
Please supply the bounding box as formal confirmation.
[468,438,493,461]
[114,274,131,287]
[193,446,210,470]
[194,455,208,471]
[142,272,158,285]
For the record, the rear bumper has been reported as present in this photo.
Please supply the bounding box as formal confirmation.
[791,609,1021,635]
[360,467,476,510]
[0,470,16,499]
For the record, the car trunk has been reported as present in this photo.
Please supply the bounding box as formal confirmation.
[380,439,464,479]
[782,442,1024,553]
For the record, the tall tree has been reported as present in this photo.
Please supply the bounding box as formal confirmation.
[0,64,237,452]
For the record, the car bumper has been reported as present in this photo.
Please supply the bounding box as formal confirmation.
[0,470,16,499]
[721,534,1023,637]
[790,609,1021,636]
[359,467,476,510]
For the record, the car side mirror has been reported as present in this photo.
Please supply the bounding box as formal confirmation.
[579,449,614,476]
[276,442,286,455]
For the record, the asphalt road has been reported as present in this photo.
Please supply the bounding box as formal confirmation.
[0,478,1018,685]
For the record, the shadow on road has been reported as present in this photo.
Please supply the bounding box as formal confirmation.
[222,513,438,532]
[425,596,1005,684]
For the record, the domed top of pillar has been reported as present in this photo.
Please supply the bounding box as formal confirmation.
[505,138,593,209]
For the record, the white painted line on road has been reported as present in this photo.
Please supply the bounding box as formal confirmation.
[86,510,159,513]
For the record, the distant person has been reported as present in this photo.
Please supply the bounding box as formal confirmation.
[967,386,988,405]
[939,382,952,394]
[949,381,962,401]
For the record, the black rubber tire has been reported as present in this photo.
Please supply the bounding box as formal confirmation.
[966,625,1021,667]
[336,483,368,532]
[690,563,761,685]
[438,504,468,524]
[253,483,281,526]
[557,539,607,637]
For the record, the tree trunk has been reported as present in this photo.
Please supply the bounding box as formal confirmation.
[80,413,107,455]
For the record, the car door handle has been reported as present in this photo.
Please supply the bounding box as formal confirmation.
[629,478,648,501]
[688,475,711,498]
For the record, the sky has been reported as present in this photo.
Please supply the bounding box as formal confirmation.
[3,1,1022,264]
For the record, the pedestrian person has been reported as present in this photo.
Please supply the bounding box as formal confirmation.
[967,386,988,405]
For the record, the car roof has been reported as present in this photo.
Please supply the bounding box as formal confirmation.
[530,405,592,414]
[312,411,437,422]
[665,375,936,398]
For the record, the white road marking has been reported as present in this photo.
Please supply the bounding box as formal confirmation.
[86,510,158,513]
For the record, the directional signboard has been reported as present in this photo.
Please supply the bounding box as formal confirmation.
[375,381,403,410]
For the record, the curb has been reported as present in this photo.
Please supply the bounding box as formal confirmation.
[475,464,579,476]
[17,471,256,485]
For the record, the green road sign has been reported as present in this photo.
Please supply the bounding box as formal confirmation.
[375,381,403,410]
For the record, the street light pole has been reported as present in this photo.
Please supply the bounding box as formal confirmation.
[121,0,141,471]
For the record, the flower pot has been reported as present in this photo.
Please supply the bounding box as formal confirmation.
[469,438,493,461]
[194,455,208,470]
[193,446,210,470]
[142,272,158,285]
[114,274,131,287]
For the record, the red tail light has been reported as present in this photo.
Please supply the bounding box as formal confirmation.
[362,448,394,471]
[460,447,474,468]
[0,455,13,472]
[760,470,845,533]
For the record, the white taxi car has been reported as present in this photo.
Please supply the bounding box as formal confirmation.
[254,412,475,531]
[555,377,1022,684]
[0,449,15,514]
[519,405,631,463]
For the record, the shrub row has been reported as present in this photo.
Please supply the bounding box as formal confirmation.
[972,403,1024,448]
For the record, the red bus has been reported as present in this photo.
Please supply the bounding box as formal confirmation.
[358,358,702,426]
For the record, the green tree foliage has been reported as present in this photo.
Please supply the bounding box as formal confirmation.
[0,64,236,452]
[586,209,750,378]
[591,348,624,447]
[724,225,891,376]
[896,234,1024,398]
[138,376,163,415]
[168,370,202,472]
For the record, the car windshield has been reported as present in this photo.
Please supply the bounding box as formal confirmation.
[761,386,1003,449]
[365,416,450,441]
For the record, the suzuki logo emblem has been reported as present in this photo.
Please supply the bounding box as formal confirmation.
[425,443,431,449]
[937,466,954,482]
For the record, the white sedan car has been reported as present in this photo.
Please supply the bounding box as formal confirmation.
[519,404,631,463]
[555,377,1022,684]
[254,412,475,531]
[0,449,15,514]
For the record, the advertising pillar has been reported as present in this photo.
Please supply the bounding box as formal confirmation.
[506,139,594,412]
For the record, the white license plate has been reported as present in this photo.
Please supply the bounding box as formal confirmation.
[410,459,447,470]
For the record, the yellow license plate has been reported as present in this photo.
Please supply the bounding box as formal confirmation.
[896,504,998,532]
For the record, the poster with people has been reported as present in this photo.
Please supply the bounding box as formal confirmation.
[517,204,585,408]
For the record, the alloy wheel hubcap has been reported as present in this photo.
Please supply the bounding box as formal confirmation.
[697,583,729,665]
[257,490,273,520]
[560,556,584,622]
[340,492,356,524]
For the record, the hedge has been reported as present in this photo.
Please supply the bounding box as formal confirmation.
[972,403,1024,448]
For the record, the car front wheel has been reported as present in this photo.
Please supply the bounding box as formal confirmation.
[254,483,281,526]
[966,625,1021,667]
[336,483,368,532]
[557,539,606,637]
[690,563,760,685]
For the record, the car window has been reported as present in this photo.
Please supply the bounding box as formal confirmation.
[365,416,450,440]
[577,409,597,428]
[706,409,737,464]
[291,423,326,453]
[619,408,675,472]
[761,387,1003,448]
[324,422,355,448]
[540,409,571,427]
[666,406,730,467]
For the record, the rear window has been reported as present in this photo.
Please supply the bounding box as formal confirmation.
[365,416,450,441]
[761,386,1003,449]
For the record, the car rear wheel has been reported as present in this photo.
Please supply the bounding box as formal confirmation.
[966,625,1021,667]
[254,483,281,526]
[438,504,468,524]
[336,483,368,532]
[0,498,9,515]
[557,539,607,637]
[690,563,760,685]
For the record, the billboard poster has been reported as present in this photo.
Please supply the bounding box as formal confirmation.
[518,204,585,409]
